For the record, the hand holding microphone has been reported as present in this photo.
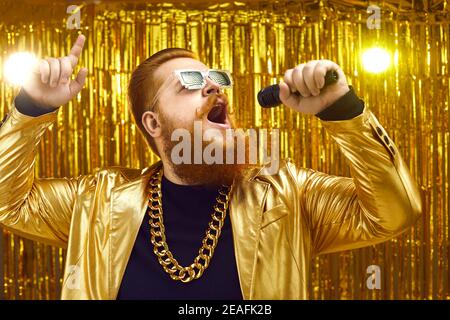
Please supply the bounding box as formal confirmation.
[258,60,350,115]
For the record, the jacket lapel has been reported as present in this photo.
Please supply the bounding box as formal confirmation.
[229,168,270,300]
[108,161,162,299]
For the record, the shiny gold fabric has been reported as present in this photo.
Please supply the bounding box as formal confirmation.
[1,0,446,301]
[0,99,422,299]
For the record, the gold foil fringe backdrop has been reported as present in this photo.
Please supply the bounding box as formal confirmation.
[0,0,448,299]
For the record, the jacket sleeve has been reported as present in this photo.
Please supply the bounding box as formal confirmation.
[298,102,423,256]
[0,103,97,248]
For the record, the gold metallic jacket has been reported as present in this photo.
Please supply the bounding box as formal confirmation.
[0,102,422,300]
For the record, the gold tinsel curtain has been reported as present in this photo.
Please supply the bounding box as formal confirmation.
[0,0,448,299]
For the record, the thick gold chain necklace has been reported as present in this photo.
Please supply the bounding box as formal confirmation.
[146,167,232,283]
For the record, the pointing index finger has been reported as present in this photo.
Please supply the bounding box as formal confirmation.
[68,34,86,68]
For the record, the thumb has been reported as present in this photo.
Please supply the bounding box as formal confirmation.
[31,59,42,75]
[279,81,299,107]
[69,67,88,97]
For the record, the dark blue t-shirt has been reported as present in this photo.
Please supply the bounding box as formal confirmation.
[116,174,243,300]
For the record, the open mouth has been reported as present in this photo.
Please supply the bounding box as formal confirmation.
[207,102,228,125]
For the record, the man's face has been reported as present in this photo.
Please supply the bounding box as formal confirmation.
[143,57,251,186]
[154,57,233,137]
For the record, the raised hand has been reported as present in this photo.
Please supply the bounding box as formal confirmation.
[23,34,88,109]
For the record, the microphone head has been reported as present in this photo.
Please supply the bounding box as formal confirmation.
[257,84,281,108]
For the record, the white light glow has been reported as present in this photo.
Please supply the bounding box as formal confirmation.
[362,48,391,73]
[3,52,38,86]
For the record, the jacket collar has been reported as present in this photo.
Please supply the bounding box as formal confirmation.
[108,161,270,300]
[108,161,161,299]
[228,169,270,299]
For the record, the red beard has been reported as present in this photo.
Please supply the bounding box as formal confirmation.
[159,93,259,187]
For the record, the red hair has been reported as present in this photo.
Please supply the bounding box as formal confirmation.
[128,48,198,156]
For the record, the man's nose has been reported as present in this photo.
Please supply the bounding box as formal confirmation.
[202,78,221,96]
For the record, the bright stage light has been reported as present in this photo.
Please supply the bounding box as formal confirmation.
[362,48,391,73]
[3,52,38,86]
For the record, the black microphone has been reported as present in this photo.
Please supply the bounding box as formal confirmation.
[257,70,339,108]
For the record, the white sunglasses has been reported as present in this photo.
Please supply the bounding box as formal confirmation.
[148,69,233,111]
[174,69,233,90]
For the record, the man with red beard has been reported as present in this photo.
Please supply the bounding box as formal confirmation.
[0,35,422,299]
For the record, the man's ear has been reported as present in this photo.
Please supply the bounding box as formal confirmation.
[142,110,162,138]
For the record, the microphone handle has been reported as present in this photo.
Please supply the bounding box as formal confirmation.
[257,70,339,108]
